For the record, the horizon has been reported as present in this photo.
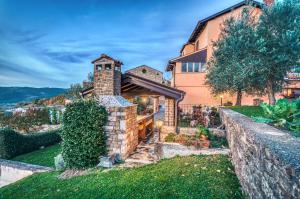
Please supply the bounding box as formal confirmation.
[0,0,263,88]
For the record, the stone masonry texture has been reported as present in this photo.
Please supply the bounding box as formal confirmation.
[126,65,163,83]
[94,59,121,96]
[105,105,138,160]
[220,109,300,199]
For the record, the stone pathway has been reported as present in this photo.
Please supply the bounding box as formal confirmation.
[119,130,160,168]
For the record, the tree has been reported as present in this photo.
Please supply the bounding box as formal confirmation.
[66,83,83,100]
[206,9,263,105]
[87,72,94,82]
[253,0,300,104]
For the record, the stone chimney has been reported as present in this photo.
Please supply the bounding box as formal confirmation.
[264,0,274,6]
[91,54,123,96]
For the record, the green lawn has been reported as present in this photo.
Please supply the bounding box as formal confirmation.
[1,155,244,199]
[229,106,265,117]
[12,143,61,167]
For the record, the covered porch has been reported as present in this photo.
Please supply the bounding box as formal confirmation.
[121,73,185,132]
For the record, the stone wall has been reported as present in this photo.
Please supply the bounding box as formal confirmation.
[105,105,138,159]
[220,109,300,199]
[164,98,175,126]
[93,60,121,96]
[126,65,163,83]
[0,159,51,187]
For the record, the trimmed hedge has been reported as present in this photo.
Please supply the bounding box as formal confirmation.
[61,100,108,169]
[0,128,61,159]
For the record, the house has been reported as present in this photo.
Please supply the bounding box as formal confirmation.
[283,66,300,98]
[166,0,299,106]
[81,54,184,158]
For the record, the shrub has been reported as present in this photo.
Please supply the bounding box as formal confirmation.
[0,128,61,159]
[2,108,51,133]
[61,100,108,169]
[223,101,233,106]
[253,99,300,134]
[165,133,176,142]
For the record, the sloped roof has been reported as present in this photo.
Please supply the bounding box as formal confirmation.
[81,73,185,100]
[91,54,123,65]
[125,65,163,75]
[166,49,207,71]
[188,0,263,43]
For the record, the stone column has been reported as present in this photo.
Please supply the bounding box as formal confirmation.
[164,98,175,126]
[153,96,160,113]
[98,96,138,160]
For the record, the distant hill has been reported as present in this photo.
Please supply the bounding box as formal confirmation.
[0,87,67,104]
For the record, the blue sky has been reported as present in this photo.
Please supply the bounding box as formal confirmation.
[0,0,263,88]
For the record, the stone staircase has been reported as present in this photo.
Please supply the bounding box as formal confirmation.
[119,131,160,168]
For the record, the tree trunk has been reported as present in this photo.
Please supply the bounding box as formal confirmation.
[267,80,276,105]
[235,90,242,106]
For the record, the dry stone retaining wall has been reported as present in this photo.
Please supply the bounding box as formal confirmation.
[220,109,300,199]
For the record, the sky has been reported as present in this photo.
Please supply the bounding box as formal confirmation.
[0,0,263,88]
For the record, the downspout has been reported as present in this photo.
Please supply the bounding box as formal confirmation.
[175,92,184,134]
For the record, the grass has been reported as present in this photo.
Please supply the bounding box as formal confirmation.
[0,155,244,199]
[12,143,61,167]
[229,106,265,118]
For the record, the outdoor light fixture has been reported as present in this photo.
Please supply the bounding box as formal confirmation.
[155,120,164,129]
[141,96,148,104]
[220,95,223,106]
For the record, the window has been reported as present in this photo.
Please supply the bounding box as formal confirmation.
[105,64,112,70]
[188,63,193,72]
[182,63,187,72]
[194,63,200,72]
[181,62,207,73]
[96,64,102,71]
[142,69,147,74]
[115,66,121,71]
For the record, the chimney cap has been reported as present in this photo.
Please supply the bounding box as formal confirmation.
[91,53,123,65]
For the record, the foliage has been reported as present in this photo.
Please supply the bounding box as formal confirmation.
[209,107,221,127]
[0,128,61,159]
[165,133,176,142]
[229,106,265,117]
[13,144,61,168]
[253,99,300,134]
[134,97,153,115]
[206,8,261,105]
[165,126,227,149]
[178,105,206,127]
[252,0,300,104]
[61,100,108,169]
[0,108,51,133]
[49,108,62,124]
[207,0,300,105]
[0,155,245,199]
[66,83,83,100]
[223,101,233,107]
[87,72,94,82]
[196,125,228,148]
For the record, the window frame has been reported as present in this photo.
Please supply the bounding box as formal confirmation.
[181,62,207,73]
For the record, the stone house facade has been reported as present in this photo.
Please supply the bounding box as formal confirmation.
[81,54,184,159]
[126,65,163,84]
